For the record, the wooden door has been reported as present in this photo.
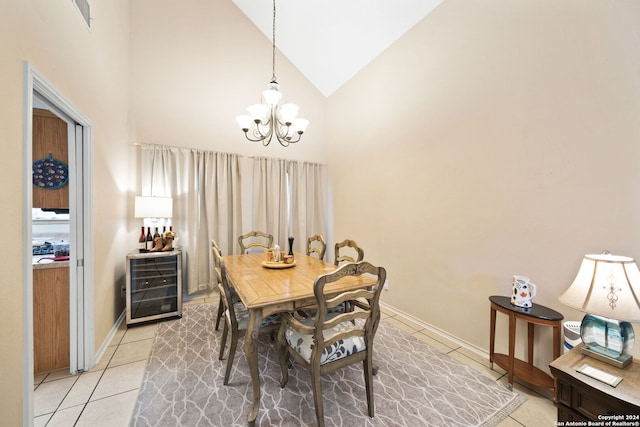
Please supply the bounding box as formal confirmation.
[32,108,69,209]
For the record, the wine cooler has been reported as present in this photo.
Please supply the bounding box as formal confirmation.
[126,250,182,325]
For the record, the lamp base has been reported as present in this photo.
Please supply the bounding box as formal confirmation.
[580,346,633,369]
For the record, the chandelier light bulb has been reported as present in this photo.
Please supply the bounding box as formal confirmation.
[235,115,252,131]
[278,103,299,124]
[262,82,282,106]
[293,118,309,133]
[247,104,270,123]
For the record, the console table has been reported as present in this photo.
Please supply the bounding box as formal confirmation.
[489,295,564,391]
[550,344,640,422]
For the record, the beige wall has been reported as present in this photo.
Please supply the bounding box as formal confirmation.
[0,0,131,424]
[328,0,640,367]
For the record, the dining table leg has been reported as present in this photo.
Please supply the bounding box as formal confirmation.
[245,308,263,426]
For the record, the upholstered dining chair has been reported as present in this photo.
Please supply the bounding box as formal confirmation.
[277,261,386,427]
[334,239,365,265]
[212,245,281,385]
[238,230,274,254]
[306,234,327,260]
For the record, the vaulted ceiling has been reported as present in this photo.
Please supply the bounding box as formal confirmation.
[232,0,444,97]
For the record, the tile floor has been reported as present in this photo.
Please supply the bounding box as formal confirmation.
[34,295,557,426]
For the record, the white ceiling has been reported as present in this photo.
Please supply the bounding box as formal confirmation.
[232,0,444,97]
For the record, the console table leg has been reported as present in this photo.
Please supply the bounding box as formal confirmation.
[527,322,535,365]
[489,306,497,369]
[508,313,516,389]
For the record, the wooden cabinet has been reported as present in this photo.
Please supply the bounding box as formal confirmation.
[550,344,640,422]
[33,108,69,209]
[126,250,182,325]
[33,266,70,374]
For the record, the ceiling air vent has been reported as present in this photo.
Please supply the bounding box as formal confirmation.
[74,0,91,28]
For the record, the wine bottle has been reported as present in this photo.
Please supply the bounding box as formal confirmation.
[138,226,146,252]
[145,227,153,251]
[154,227,160,239]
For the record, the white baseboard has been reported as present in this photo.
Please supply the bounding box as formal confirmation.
[380,301,489,360]
[93,309,126,369]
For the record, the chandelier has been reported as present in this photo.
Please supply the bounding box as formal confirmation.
[235,0,309,147]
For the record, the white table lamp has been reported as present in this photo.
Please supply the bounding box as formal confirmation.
[559,252,640,368]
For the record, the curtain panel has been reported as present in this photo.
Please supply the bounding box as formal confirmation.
[252,157,327,257]
[140,144,242,295]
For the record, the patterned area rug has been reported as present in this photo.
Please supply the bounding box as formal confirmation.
[130,303,525,426]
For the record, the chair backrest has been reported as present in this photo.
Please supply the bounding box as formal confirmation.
[238,231,274,254]
[306,234,327,260]
[334,239,364,266]
[211,245,240,330]
[211,239,222,283]
[311,262,386,364]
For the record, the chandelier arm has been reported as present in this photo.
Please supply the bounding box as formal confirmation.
[274,121,302,146]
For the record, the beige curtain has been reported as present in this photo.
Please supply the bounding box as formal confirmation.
[289,161,328,256]
[251,157,289,251]
[140,144,242,294]
[252,157,327,256]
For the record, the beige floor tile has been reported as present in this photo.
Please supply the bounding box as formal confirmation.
[109,322,127,347]
[44,404,84,427]
[90,345,116,372]
[76,389,139,427]
[507,382,557,427]
[121,322,158,343]
[108,338,153,367]
[411,330,457,354]
[454,346,492,368]
[33,413,52,427]
[495,415,523,426]
[43,369,75,383]
[91,360,147,401]
[33,376,78,416]
[183,297,207,306]
[203,295,219,304]
[449,350,505,381]
[385,317,421,334]
[34,373,47,387]
[414,327,462,350]
[59,370,104,409]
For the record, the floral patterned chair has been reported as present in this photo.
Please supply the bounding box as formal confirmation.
[276,261,386,427]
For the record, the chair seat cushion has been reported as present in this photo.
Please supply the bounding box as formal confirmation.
[228,301,280,330]
[285,320,366,364]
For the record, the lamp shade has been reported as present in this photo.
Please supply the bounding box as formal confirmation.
[559,253,640,323]
[134,196,173,219]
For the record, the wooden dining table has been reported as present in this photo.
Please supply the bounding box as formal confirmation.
[223,252,377,426]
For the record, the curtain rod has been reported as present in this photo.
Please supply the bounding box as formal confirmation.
[130,141,241,156]
[131,142,324,166]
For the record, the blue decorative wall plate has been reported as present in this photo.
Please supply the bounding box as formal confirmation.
[33,153,69,190]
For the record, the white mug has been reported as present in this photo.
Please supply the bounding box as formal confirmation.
[511,276,537,308]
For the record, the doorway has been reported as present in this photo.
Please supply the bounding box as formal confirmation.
[23,62,94,422]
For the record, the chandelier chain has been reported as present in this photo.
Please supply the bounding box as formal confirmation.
[271,0,277,83]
